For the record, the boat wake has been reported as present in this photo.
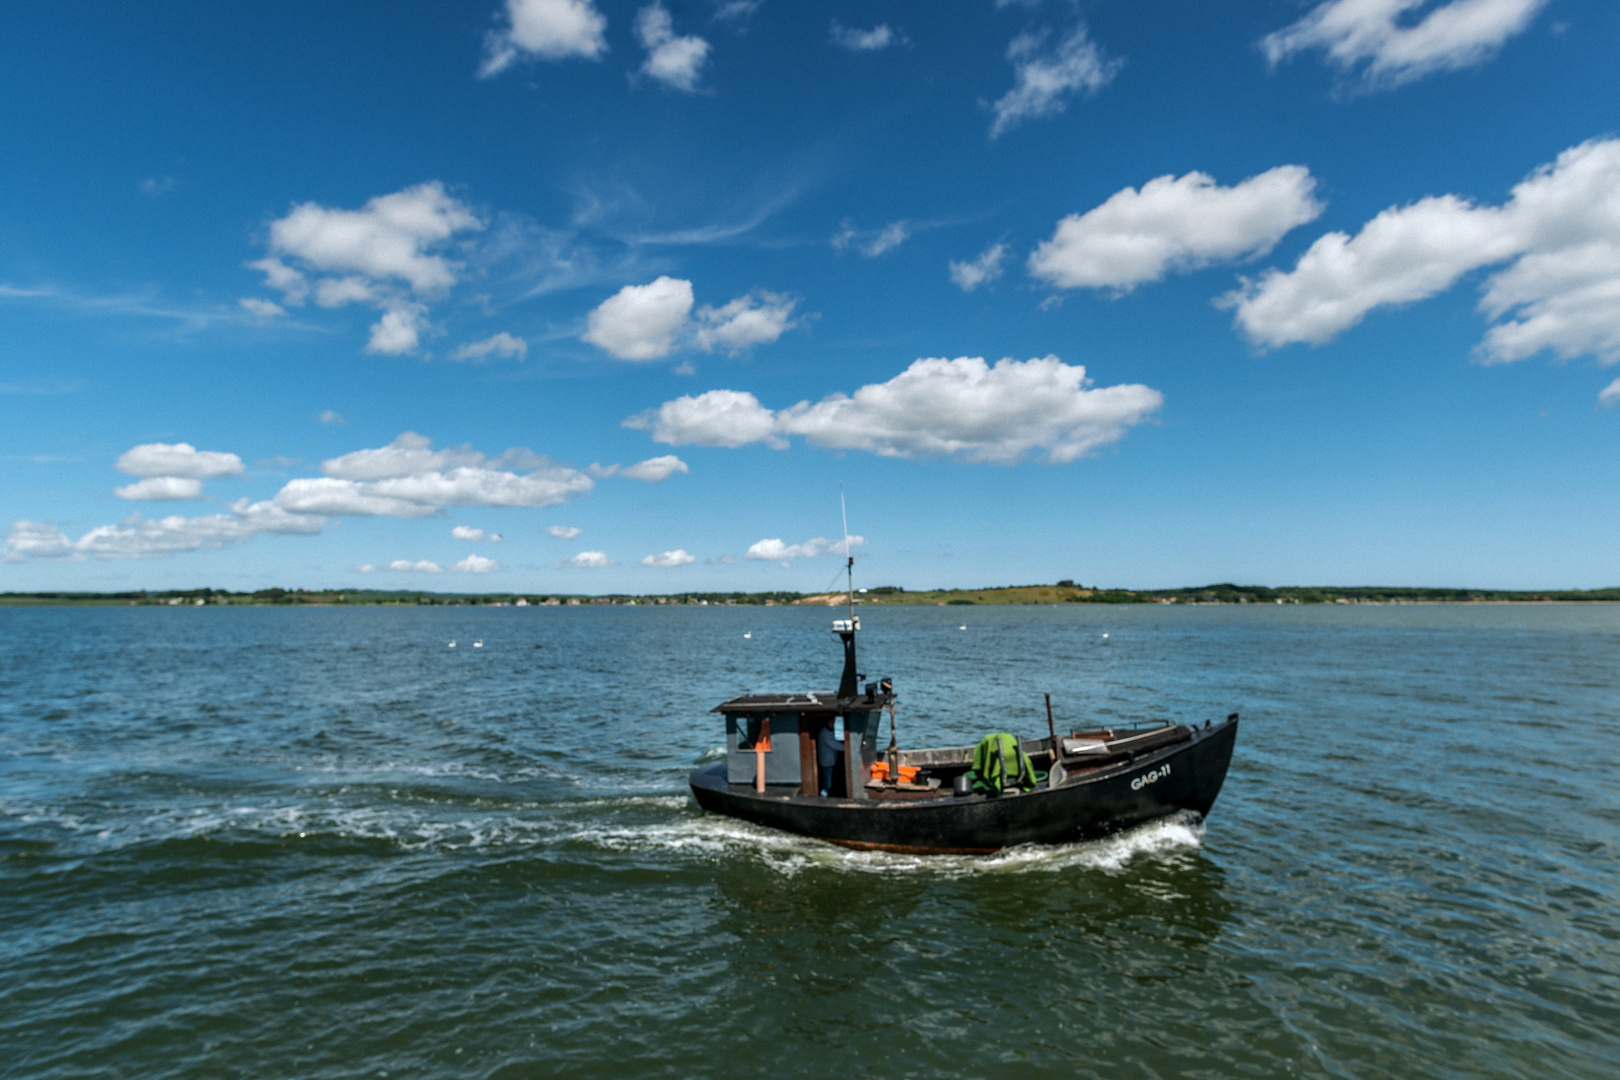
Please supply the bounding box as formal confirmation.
[583,806,1207,877]
[5,786,1203,874]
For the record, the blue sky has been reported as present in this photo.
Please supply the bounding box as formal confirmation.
[3,0,1618,592]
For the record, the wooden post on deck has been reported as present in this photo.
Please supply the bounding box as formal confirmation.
[753,718,771,793]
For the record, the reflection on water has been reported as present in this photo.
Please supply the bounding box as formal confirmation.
[2,603,1618,1078]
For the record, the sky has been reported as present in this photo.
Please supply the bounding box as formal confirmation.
[2,0,1618,593]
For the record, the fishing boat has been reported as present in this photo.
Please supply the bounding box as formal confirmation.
[688,541,1238,854]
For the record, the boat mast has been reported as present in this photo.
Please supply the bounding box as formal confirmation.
[835,483,860,700]
[840,483,855,628]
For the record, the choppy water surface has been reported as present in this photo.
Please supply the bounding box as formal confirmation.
[2,603,1617,1079]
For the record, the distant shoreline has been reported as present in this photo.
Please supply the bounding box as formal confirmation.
[4,583,1617,608]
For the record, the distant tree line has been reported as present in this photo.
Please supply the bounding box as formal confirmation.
[3,582,1617,607]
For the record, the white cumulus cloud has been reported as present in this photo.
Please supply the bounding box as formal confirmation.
[247,257,307,305]
[990,25,1121,139]
[950,243,1008,292]
[618,455,691,482]
[481,0,609,76]
[272,433,595,518]
[1599,378,1620,409]
[239,297,284,319]
[453,554,499,573]
[630,356,1163,464]
[546,525,582,539]
[636,3,709,92]
[116,442,245,479]
[560,550,614,569]
[831,22,902,52]
[274,478,441,518]
[583,276,695,360]
[2,521,78,561]
[323,432,485,480]
[624,388,783,448]
[314,276,377,308]
[365,468,594,510]
[452,525,489,541]
[1225,138,1620,364]
[4,500,325,562]
[365,301,430,356]
[250,182,484,355]
[114,476,205,501]
[642,548,696,567]
[584,279,796,360]
[833,220,909,258]
[266,182,482,296]
[452,332,528,362]
[745,536,865,563]
[1262,0,1548,91]
[390,559,443,573]
[1029,167,1324,292]
[693,292,797,353]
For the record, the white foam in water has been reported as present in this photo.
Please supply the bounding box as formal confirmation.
[584,807,1206,878]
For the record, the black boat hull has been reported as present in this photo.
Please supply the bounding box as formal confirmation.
[689,716,1238,855]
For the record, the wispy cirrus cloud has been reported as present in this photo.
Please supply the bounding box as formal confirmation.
[0,283,247,332]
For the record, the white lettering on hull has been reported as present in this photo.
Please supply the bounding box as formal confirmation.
[1130,763,1171,791]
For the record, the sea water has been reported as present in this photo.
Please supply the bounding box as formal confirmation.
[2,603,1616,1078]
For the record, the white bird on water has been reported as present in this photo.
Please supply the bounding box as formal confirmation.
[473,640,483,648]
[743,632,751,639]
[959,625,967,631]
[1102,633,1110,641]
[448,641,456,648]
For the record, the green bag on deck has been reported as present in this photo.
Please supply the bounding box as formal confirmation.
[969,733,1041,795]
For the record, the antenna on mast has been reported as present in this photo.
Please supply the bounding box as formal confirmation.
[840,482,855,627]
